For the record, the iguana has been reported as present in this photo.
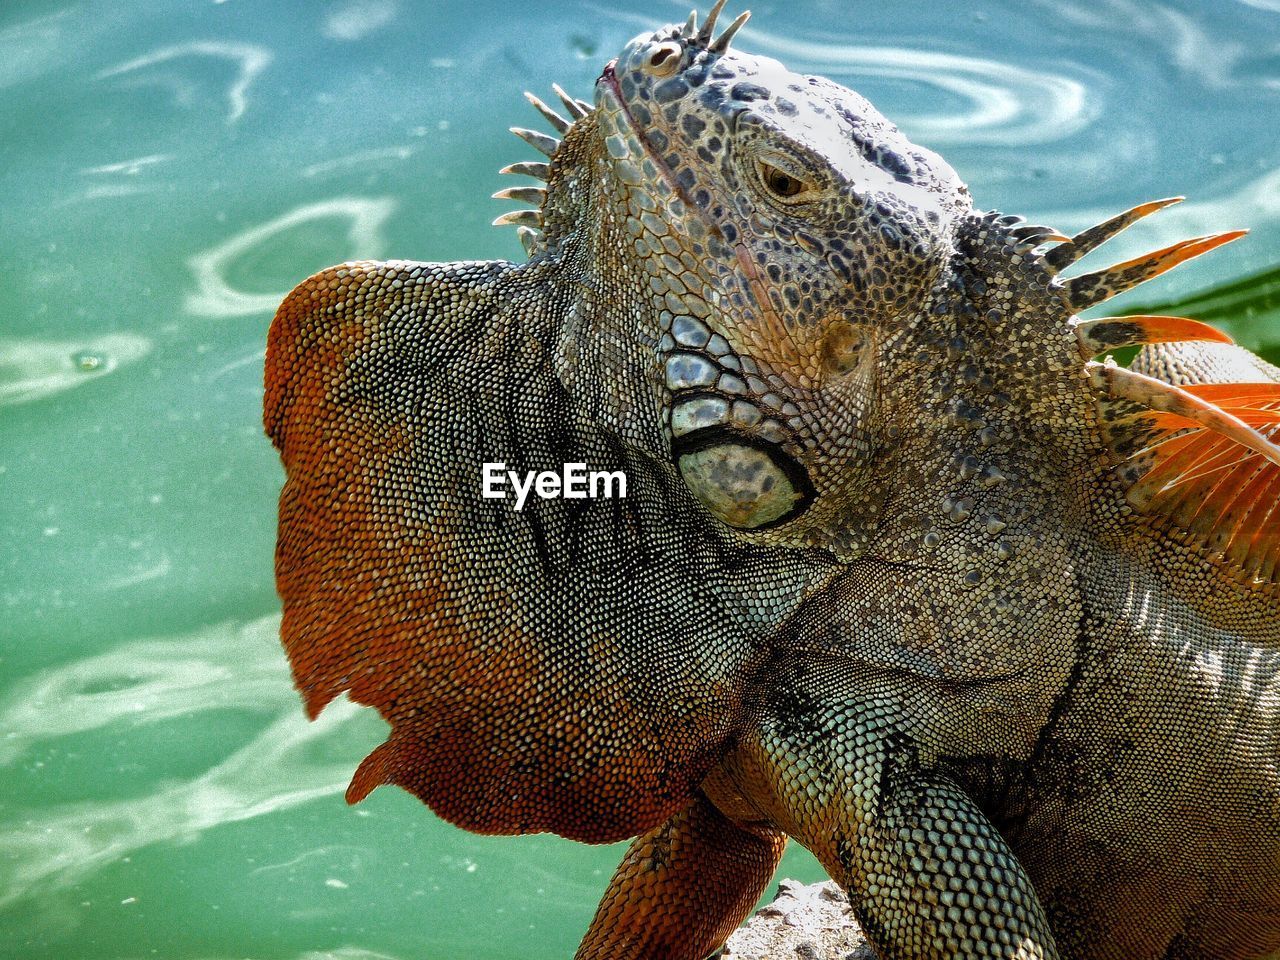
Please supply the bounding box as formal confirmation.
[263,3,1280,957]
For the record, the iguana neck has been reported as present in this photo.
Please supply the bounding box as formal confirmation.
[854,216,1113,575]
[508,111,674,459]
[786,216,1107,700]
[778,214,1103,567]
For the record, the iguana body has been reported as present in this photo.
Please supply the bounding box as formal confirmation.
[264,4,1280,957]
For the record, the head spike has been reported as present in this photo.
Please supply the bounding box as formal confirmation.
[708,9,749,53]
[517,225,542,256]
[1017,234,1071,253]
[499,160,550,181]
[523,92,571,134]
[492,209,543,228]
[682,10,698,37]
[1065,230,1248,312]
[1073,315,1234,360]
[1043,197,1184,273]
[492,186,547,206]
[510,127,561,158]
[551,83,589,120]
[697,0,729,42]
[1008,224,1070,252]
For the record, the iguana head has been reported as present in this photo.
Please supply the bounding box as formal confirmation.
[499,1,972,548]
[499,2,1266,576]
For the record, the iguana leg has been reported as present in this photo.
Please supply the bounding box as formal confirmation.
[732,702,1061,960]
[575,791,786,960]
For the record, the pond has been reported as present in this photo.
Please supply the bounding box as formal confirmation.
[2,0,1278,957]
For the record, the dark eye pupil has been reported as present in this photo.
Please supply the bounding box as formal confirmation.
[765,166,803,197]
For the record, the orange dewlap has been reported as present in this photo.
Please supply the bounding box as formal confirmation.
[265,262,748,842]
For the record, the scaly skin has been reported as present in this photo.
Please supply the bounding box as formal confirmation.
[264,4,1280,958]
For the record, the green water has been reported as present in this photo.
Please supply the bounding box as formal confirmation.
[2,0,1278,957]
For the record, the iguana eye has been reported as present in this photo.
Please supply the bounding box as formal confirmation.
[757,161,810,201]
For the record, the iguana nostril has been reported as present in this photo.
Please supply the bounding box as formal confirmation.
[643,42,683,77]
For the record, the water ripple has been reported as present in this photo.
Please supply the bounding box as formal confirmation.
[0,615,364,908]
[96,41,272,124]
[1046,0,1268,90]
[745,30,1093,146]
[302,145,419,179]
[0,617,285,767]
[0,333,152,407]
[81,154,173,177]
[185,197,396,317]
[322,0,400,42]
[0,9,77,90]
